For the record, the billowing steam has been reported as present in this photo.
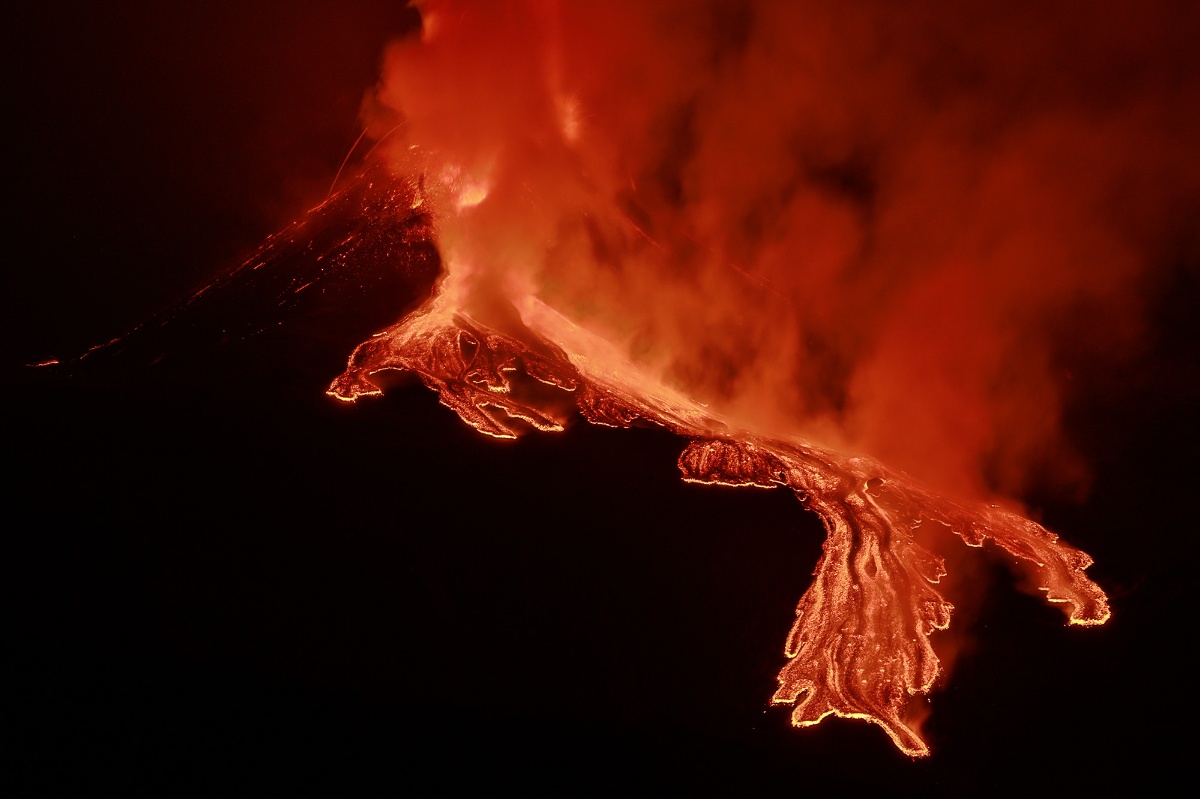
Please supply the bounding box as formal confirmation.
[332,0,1196,755]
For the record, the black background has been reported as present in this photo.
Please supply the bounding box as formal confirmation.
[7,2,1197,792]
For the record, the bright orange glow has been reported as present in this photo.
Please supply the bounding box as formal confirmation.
[329,293,1108,757]
[314,0,1193,755]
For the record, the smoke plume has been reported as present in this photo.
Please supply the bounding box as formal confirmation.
[366,0,1199,501]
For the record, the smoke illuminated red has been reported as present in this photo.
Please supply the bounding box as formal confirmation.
[57,0,1200,759]
[286,0,1200,757]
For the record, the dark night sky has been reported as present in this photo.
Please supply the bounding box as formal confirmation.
[7,2,1198,792]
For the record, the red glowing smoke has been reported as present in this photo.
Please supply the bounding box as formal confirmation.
[364,0,1198,502]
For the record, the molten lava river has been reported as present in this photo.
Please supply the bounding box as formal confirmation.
[324,236,1107,758]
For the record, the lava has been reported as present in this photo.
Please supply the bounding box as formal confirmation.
[315,0,1148,755]
[67,0,1200,759]
[328,284,1108,757]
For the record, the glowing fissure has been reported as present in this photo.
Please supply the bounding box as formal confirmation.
[328,281,1108,757]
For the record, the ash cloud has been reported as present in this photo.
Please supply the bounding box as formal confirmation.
[367,0,1199,500]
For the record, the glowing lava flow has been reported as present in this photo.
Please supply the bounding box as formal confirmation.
[329,284,1109,757]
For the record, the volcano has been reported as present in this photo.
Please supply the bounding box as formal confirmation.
[19,159,1106,748]
[9,0,1199,792]
[38,159,1114,758]
[13,158,1190,791]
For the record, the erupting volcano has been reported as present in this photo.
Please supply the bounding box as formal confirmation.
[313,0,1124,756]
[35,0,1200,765]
